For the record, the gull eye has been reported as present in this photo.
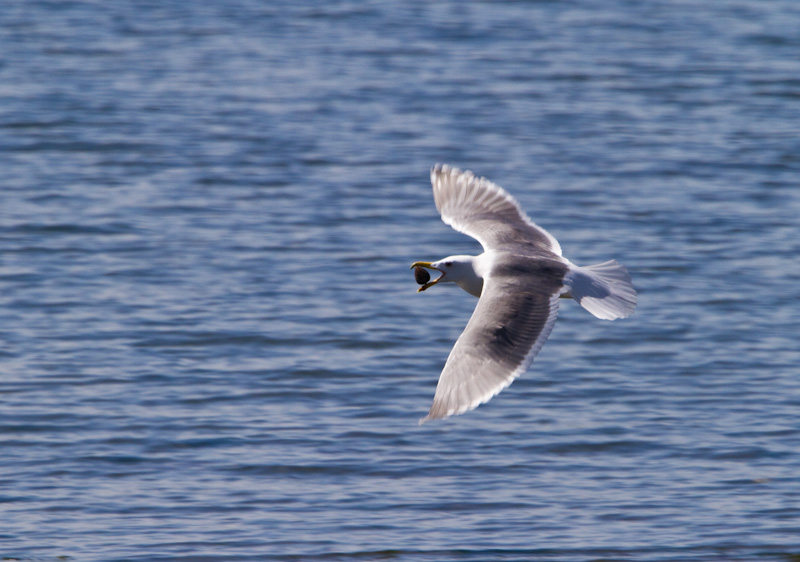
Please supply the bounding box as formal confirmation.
[445,261,453,267]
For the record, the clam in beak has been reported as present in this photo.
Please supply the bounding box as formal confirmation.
[410,261,446,292]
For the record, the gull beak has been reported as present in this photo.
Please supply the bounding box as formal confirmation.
[410,261,446,292]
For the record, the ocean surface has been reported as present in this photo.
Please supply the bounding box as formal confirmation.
[2,1,800,561]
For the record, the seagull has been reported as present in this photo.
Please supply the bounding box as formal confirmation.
[411,164,636,422]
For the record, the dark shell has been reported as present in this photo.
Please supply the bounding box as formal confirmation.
[414,266,431,285]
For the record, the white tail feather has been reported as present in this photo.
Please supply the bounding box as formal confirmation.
[564,260,637,320]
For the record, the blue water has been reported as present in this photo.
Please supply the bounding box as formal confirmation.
[2,1,800,560]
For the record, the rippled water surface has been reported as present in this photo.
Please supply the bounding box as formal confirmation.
[2,2,800,561]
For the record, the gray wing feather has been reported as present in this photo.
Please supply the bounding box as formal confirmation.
[422,257,566,422]
[431,164,562,256]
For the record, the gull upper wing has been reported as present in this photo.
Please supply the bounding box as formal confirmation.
[422,256,568,422]
[431,164,562,256]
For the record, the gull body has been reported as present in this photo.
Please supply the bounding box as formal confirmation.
[412,164,637,422]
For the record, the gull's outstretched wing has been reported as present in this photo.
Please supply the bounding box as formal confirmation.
[431,164,562,256]
[422,256,568,422]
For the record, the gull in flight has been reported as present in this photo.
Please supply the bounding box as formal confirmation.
[412,164,636,422]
